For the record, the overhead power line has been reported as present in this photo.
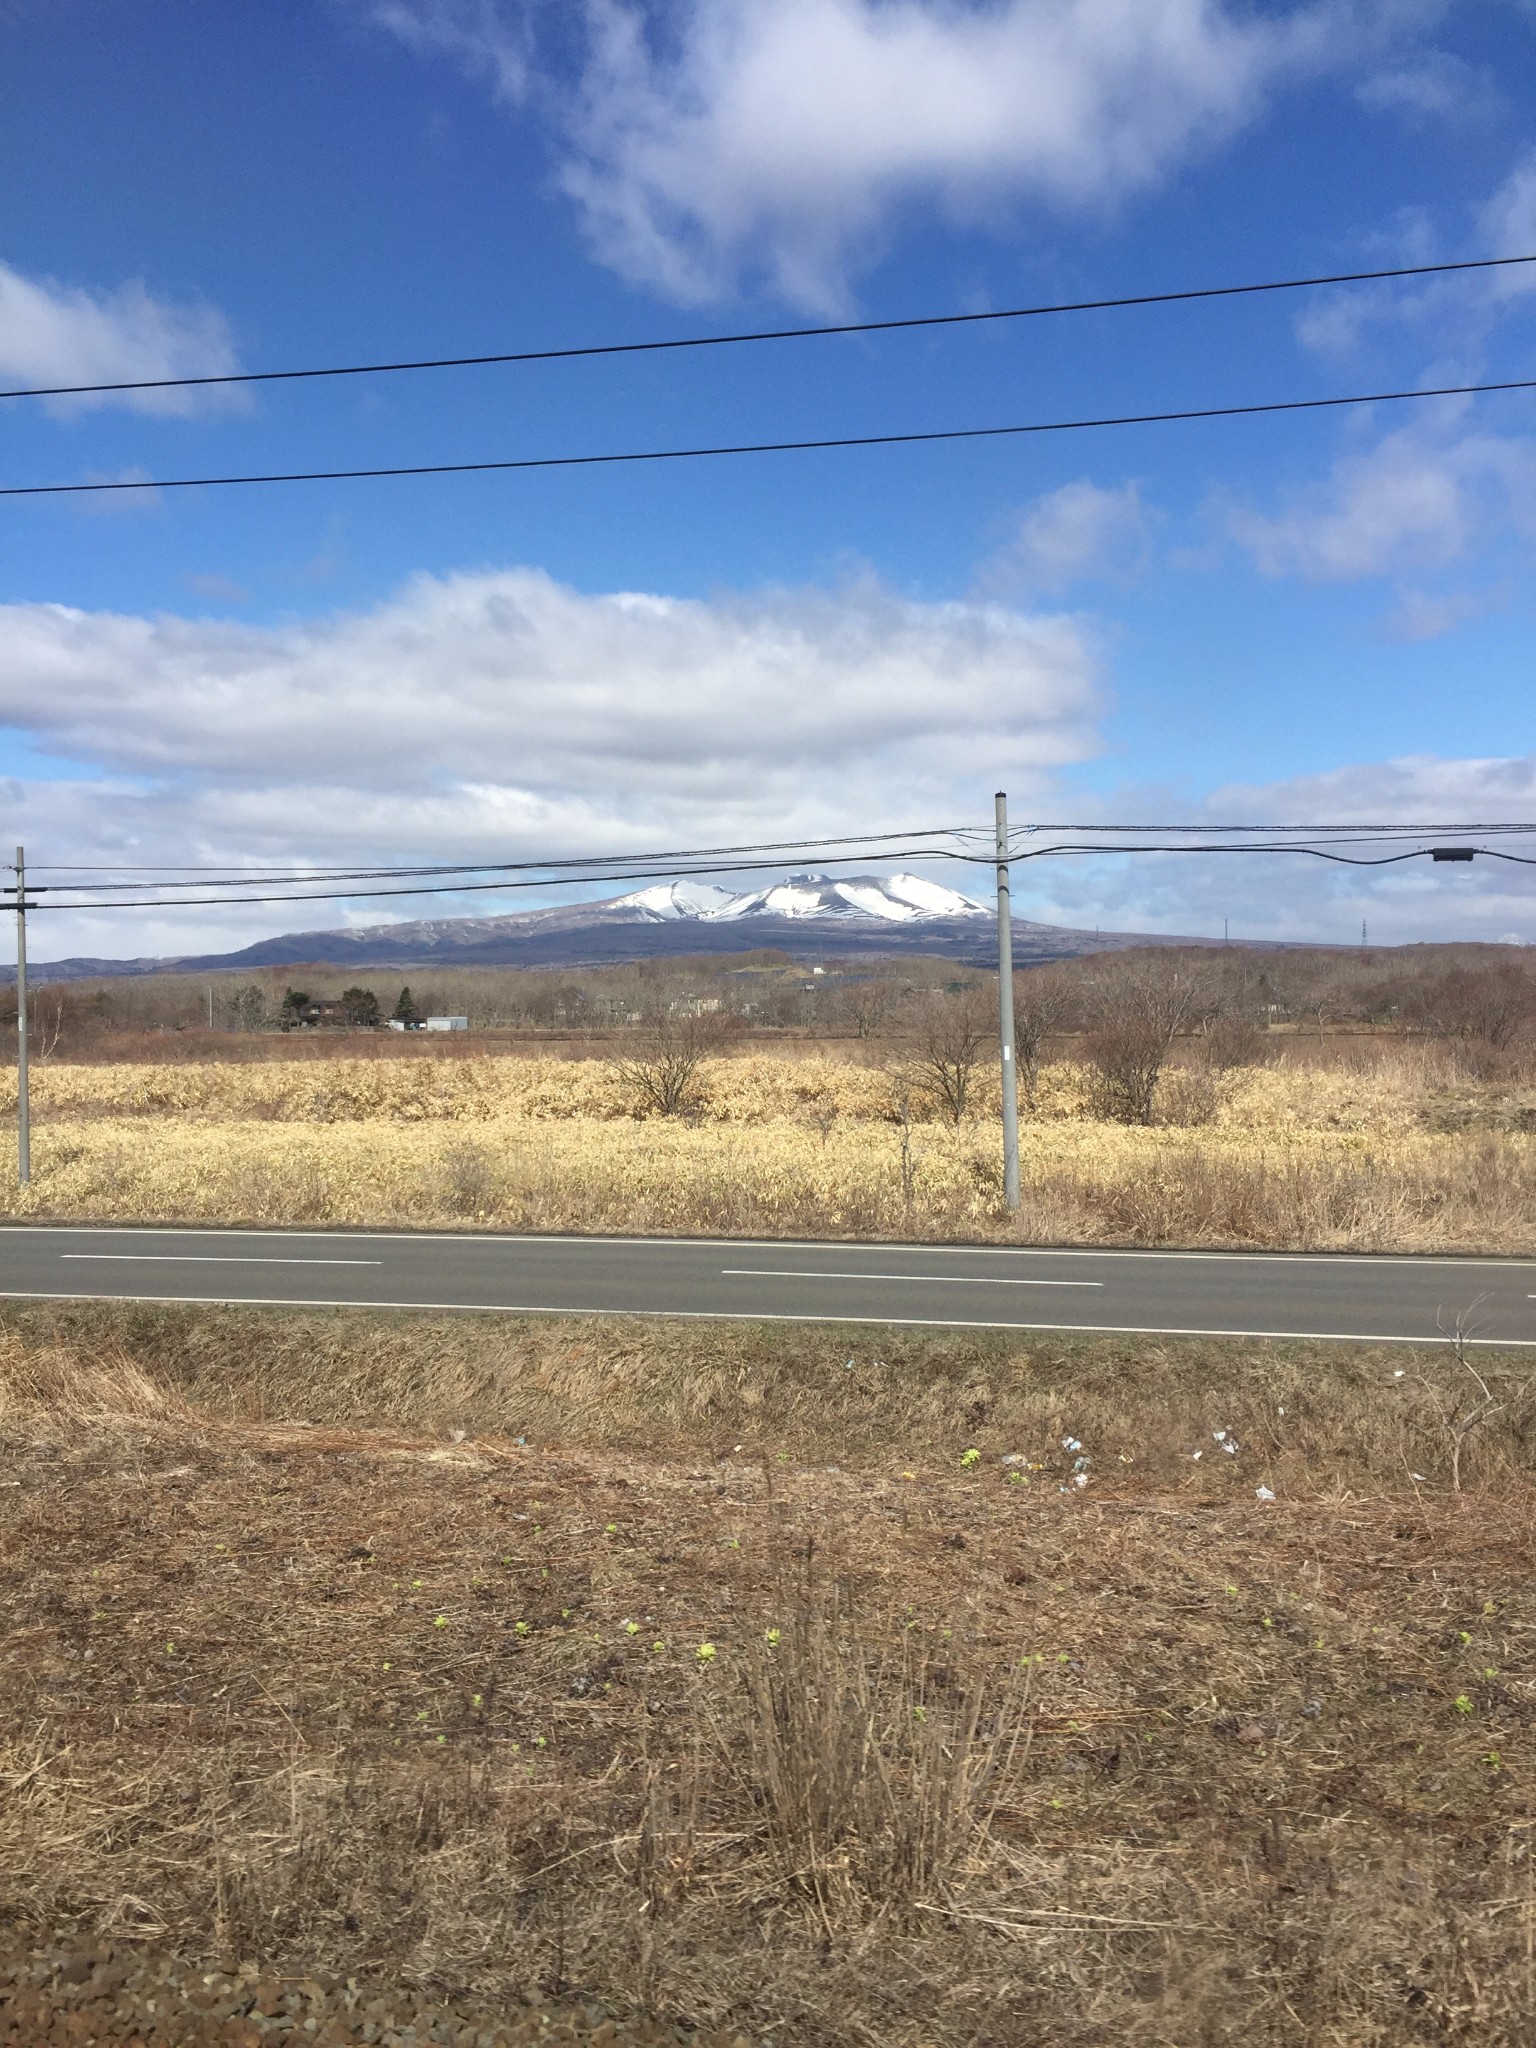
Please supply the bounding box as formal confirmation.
[6,374,1535,501]
[1012,841,1536,868]
[24,824,968,887]
[3,252,1531,403]
[10,820,1536,914]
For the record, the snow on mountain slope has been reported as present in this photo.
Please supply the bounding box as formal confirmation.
[613,880,740,920]
[613,870,987,924]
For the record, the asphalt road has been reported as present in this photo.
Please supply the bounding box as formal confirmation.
[0,1224,1533,1345]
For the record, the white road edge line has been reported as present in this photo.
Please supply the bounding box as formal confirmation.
[58,1254,383,1267]
[7,1225,1536,1271]
[720,1267,1103,1287]
[0,1287,1530,1346]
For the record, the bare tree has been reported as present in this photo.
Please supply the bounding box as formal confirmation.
[613,1009,735,1118]
[1081,956,1202,1125]
[226,983,268,1032]
[1011,965,1076,1106]
[1412,963,1533,1051]
[898,986,994,1124]
[841,977,900,1041]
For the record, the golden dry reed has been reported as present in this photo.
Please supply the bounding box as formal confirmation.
[0,1048,1531,1251]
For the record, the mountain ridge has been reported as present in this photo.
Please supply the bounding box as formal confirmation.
[15,869,1238,982]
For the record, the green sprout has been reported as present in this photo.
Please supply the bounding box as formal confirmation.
[433,1614,448,1629]
[696,1642,717,1663]
[764,1628,782,1648]
[959,1447,981,1469]
[1454,1694,1475,1715]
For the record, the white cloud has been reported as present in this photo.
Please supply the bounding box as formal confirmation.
[1228,420,1536,582]
[369,0,533,103]
[0,260,244,418]
[0,565,1100,956]
[981,480,1149,594]
[1015,753,1536,946]
[1355,48,1499,121]
[1481,147,1536,299]
[1385,586,1489,641]
[377,0,1379,310]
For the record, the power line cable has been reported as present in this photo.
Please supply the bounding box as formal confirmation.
[8,374,1533,500]
[23,824,970,886]
[16,835,1536,913]
[3,252,1531,403]
[8,846,992,912]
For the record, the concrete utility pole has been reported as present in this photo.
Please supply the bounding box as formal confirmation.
[995,792,1020,1211]
[15,846,28,1187]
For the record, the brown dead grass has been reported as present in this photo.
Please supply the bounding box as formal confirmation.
[3,1308,1536,2045]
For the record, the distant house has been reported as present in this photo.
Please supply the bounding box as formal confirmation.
[288,999,347,1030]
[424,1015,469,1031]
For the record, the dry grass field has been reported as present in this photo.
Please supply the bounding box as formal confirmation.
[0,1043,1532,1252]
[3,1302,1536,2044]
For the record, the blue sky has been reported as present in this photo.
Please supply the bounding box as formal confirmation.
[2,0,1535,957]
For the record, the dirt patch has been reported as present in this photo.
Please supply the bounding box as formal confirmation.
[3,1313,1536,2043]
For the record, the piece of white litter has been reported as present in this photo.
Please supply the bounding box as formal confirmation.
[1393,1370,1406,1380]
[1222,1440,1239,1456]
[1411,1472,1428,1482]
[1073,1473,1090,1488]
[1191,1450,1203,1461]
[1061,1436,1082,1452]
[1255,1486,1276,1502]
[1213,1430,1229,1442]
[1277,1406,1285,1417]
[1002,1453,1026,1466]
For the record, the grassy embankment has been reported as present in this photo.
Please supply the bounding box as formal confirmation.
[3,1301,1536,2043]
[0,1045,1533,1251]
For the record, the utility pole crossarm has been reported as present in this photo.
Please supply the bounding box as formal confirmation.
[995,794,1021,1211]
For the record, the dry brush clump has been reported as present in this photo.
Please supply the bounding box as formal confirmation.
[4,1307,1536,2044]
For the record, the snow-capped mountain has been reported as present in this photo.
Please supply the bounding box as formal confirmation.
[22,869,1206,982]
[614,871,987,924]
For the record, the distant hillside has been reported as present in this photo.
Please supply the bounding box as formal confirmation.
[18,869,1236,983]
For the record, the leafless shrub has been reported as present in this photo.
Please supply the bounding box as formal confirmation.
[1011,965,1076,1106]
[896,986,993,1124]
[613,1011,734,1119]
[1199,1008,1269,1072]
[435,1138,497,1218]
[1416,1306,1526,1493]
[1082,958,1203,1125]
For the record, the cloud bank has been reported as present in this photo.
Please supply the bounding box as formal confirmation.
[1,562,1532,958]
[0,260,243,417]
[0,566,1099,954]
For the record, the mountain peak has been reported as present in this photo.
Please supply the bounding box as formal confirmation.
[613,870,987,924]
